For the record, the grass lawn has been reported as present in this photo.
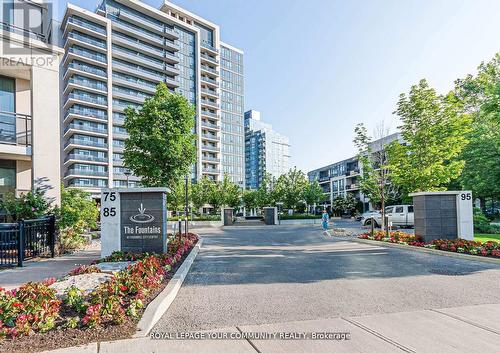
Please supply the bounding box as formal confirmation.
[475,233,500,243]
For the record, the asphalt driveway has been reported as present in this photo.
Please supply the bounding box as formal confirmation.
[153,225,500,333]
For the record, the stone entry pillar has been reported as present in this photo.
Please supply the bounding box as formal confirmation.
[410,191,473,243]
[263,207,278,225]
[222,208,234,226]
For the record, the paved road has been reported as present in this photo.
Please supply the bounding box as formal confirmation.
[154,225,500,333]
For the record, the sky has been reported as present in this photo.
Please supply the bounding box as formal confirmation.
[54,0,500,173]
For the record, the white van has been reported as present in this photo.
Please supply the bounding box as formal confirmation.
[361,205,414,228]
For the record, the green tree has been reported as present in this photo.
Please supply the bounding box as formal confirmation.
[191,177,210,212]
[167,179,187,215]
[206,179,224,214]
[255,174,276,208]
[331,194,358,216]
[354,122,399,229]
[454,54,500,208]
[303,181,324,213]
[388,79,472,196]
[274,167,308,210]
[242,189,259,211]
[59,185,98,231]
[220,174,242,209]
[123,83,196,189]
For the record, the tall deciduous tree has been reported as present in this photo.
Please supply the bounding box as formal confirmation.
[354,122,399,229]
[388,79,472,196]
[123,83,196,189]
[220,174,242,209]
[303,181,324,213]
[454,54,500,208]
[274,167,309,210]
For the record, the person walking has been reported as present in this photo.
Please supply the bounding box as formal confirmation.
[321,210,330,234]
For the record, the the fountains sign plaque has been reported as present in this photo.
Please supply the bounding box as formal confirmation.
[120,192,166,253]
[100,188,168,257]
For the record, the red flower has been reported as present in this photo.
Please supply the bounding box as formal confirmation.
[12,302,23,308]
[120,285,128,292]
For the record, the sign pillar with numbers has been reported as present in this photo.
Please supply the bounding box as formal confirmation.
[100,188,168,258]
[457,191,474,240]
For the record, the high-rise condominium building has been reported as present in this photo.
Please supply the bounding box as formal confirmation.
[60,0,245,195]
[0,0,64,206]
[245,110,290,190]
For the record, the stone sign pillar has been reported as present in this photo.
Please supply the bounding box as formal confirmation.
[222,208,234,226]
[263,207,278,225]
[100,188,168,257]
[410,191,473,243]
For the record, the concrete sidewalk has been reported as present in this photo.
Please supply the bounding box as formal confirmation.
[0,249,100,290]
[44,303,500,353]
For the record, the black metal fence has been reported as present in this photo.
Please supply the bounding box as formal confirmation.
[0,216,56,267]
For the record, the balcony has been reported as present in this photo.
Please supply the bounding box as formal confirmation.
[201,120,220,130]
[201,88,218,98]
[0,112,32,157]
[65,169,108,177]
[64,123,108,136]
[66,62,107,78]
[112,75,157,94]
[65,154,108,164]
[201,110,218,118]
[201,42,219,54]
[202,167,219,174]
[66,138,107,149]
[65,107,107,122]
[201,99,219,108]
[111,19,164,47]
[201,144,220,152]
[112,60,164,83]
[202,155,220,163]
[68,76,107,93]
[67,46,107,64]
[66,92,107,109]
[112,32,165,59]
[201,65,218,75]
[67,32,107,50]
[201,133,218,141]
[67,16,107,36]
[201,76,218,86]
[201,53,218,64]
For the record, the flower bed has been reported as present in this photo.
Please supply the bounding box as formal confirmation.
[0,233,198,352]
[359,231,500,258]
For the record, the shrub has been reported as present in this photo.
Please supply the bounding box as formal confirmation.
[69,265,101,276]
[59,226,87,252]
[0,281,61,338]
[0,189,52,222]
[280,214,321,220]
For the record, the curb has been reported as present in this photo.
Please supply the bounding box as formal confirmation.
[352,237,500,265]
[133,238,203,337]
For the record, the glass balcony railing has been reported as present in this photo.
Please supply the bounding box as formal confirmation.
[201,99,219,108]
[67,62,107,77]
[68,138,107,148]
[112,60,164,81]
[202,167,220,173]
[113,87,151,100]
[65,123,108,134]
[201,110,218,118]
[66,169,108,177]
[201,53,218,64]
[68,46,107,63]
[0,111,32,147]
[201,76,217,85]
[68,93,107,106]
[202,156,220,162]
[68,32,106,49]
[65,154,108,163]
[66,107,107,120]
[201,145,220,152]
[201,65,218,74]
[201,133,218,140]
[68,77,107,92]
[201,88,218,96]
[201,120,219,129]
[112,73,157,91]
[68,17,107,35]
[201,42,219,52]
[113,31,165,57]
[111,17,163,45]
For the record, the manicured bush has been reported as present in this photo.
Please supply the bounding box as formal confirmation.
[0,189,52,222]
[280,214,321,220]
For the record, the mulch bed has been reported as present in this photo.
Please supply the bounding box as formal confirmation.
[0,245,193,353]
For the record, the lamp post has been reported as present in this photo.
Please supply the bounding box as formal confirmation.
[124,169,131,188]
[184,174,189,237]
[276,202,283,225]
